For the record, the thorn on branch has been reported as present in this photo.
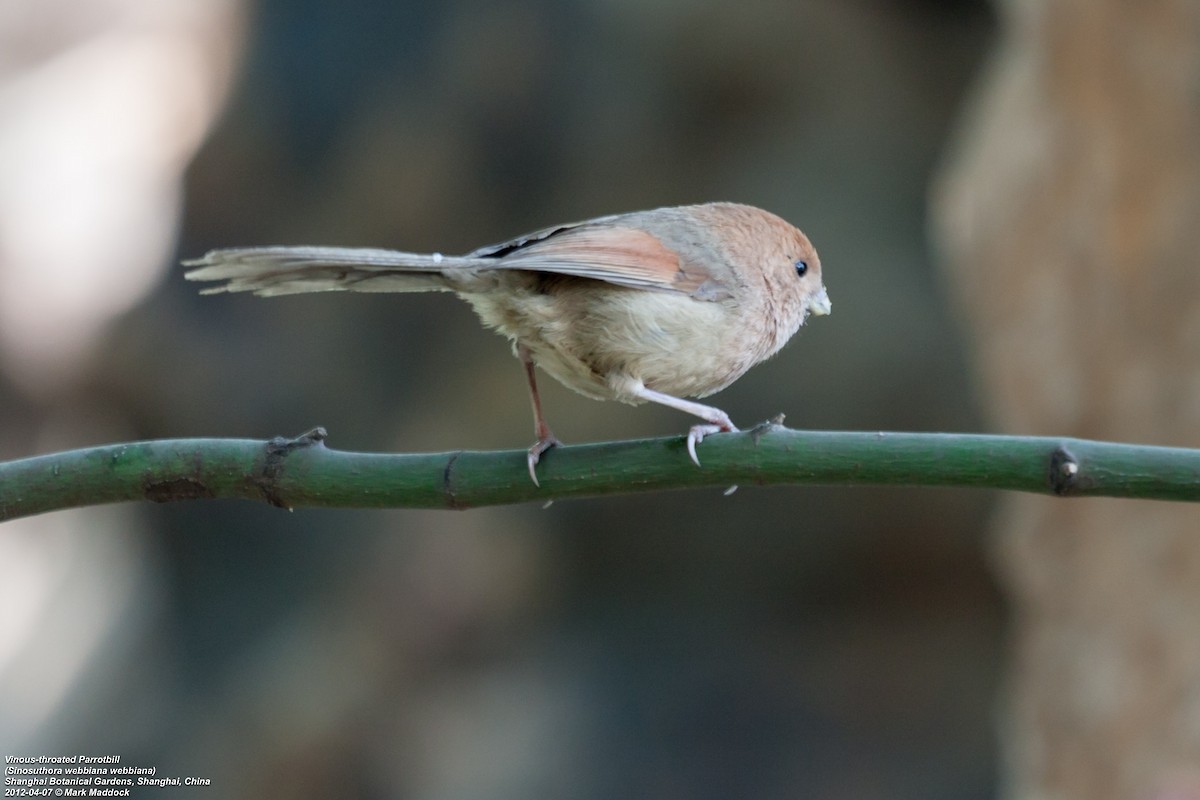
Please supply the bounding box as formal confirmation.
[266,427,329,453]
[750,414,787,444]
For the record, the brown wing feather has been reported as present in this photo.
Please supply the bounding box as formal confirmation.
[480,224,720,296]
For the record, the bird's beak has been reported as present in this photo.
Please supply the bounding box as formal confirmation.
[809,286,831,316]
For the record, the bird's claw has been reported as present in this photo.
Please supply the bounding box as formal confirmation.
[686,422,738,467]
[527,435,562,487]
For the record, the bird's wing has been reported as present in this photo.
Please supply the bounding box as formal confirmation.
[476,222,727,297]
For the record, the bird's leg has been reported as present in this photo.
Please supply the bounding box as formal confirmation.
[629,385,738,466]
[520,346,560,486]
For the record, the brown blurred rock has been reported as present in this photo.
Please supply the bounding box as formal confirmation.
[933,1,1200,798]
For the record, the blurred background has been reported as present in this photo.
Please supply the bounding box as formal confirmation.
[0,0,1113,796]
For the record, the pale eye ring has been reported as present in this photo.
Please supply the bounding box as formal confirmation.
[794,259,809,277]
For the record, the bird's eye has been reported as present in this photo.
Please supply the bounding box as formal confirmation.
[794,259,809,277]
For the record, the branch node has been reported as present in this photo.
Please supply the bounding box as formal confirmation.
[259,427,328,508]
[1049,445,1080,496]
[443,450,465,510]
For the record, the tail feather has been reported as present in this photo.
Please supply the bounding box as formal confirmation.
[183,246,483,296]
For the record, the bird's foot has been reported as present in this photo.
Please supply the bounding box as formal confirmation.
[686,420,738,467]
[527,435,562,487]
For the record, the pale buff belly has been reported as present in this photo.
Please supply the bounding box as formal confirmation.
[462,283,774,404]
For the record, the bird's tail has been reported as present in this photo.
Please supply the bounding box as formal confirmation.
[183,246,484,296]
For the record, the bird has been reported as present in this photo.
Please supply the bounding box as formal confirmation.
[184,202,831,485]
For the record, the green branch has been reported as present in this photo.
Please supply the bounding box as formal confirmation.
[1,423,1198,522]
